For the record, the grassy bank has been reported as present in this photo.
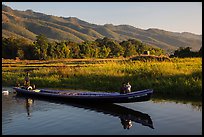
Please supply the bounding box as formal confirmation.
[2,58,202,100]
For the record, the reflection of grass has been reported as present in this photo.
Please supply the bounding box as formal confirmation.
[2,58,202,100]
[151,97,202,111]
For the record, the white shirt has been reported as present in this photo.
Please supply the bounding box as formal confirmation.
[126,83,131,92]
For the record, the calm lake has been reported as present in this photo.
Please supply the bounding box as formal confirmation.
[2,87,202,135]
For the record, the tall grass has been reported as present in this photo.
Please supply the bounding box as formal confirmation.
[2,58,202,100]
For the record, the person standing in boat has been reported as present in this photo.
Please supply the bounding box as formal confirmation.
[24,72,30,86]
[23,72,35,90]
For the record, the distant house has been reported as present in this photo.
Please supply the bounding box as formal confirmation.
[15,57,20,61]
[143,51,150,55]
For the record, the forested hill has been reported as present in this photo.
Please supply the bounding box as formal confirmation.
[2,4,202,51]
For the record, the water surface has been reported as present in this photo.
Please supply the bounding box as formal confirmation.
[2,87,202,135]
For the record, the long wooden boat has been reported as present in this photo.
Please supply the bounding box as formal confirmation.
[13,87,153,103]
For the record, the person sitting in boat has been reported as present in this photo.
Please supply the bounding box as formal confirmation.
[120,82,127,94]
[120,82,132,94]
[16,81,21,87]
[125,82,131,93]
[32,84,36,90]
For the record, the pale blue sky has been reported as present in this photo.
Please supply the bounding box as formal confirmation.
[2,2,202,35]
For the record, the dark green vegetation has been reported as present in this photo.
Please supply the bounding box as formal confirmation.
[2,4,202,51]
[2,58,202,101]
[170,47,202,58]
[2,35,165,60]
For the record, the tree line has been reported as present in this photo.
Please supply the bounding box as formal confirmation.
[170,46,202,58]
[2,34,165,60]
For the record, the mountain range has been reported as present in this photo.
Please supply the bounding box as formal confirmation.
[2,4,202,51]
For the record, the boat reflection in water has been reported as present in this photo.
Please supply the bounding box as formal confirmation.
[25,98,34,119]
[15,95,154,130]
[120,117,132,129]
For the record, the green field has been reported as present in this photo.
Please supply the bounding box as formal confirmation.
[2,58,202,100]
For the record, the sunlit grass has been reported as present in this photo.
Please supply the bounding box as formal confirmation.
[2,58,202,100]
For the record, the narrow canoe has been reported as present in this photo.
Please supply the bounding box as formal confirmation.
[13,87,153,103]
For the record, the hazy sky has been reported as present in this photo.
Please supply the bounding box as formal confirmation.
[2,2,202,35]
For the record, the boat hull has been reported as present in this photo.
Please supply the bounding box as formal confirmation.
[13,87,153,103]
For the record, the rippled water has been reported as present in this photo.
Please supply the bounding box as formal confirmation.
[2,87,202,135]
